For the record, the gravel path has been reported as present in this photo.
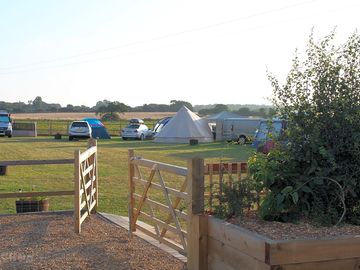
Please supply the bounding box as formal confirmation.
[0,212,185,270]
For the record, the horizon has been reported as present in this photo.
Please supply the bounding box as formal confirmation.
[1,0,359,106]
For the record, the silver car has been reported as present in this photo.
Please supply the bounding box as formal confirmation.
[68,121,92,141]
[121,120,152,141]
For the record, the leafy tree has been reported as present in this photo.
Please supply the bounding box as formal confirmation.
[169,100,193,111]
[237,107,251,116]
[96,101,130,121]
[250,30,360,225]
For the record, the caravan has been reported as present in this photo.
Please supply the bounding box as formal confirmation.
[216,118,263,143]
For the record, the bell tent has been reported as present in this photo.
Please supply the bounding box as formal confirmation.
[154,106,213,143]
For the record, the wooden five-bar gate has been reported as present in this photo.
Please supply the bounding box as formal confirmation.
[0,139,98,234]
[128,149,249,268]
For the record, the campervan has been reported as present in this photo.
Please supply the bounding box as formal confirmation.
[217,118,263,143]
[0,110,12,137]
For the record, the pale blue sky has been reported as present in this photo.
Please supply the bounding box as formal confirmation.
[0,0,359,107]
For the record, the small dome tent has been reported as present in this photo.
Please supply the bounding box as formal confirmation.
[83,118,111,139]
[154,106,213,143]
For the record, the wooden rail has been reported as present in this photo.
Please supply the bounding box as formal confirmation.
[0,190,74,199]
[0,159,74,166]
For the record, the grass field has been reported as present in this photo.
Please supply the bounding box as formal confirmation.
[12,112,177,136]
[0,137,254,215]
[14,119,159,136]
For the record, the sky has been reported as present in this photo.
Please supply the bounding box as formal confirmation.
[0,0,359,107]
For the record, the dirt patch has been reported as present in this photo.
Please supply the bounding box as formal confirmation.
[0,212,185,270]
[229,213,360,241]
[12,112,176,120]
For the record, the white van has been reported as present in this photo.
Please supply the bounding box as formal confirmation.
[0,110,12,138]
[216,118,263,143]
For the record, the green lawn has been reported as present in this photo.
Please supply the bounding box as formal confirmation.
[14,119,158,136]
[0,137,254,215]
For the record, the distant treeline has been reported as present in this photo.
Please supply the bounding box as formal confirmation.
[1,96,273,118]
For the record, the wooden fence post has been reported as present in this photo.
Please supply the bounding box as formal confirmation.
[187,158,208,270]
[74,149,81,234]
[128,149,136,235]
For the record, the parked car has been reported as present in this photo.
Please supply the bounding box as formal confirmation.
[0,110,12,138]
[68,121,92,141]
[121,119,152,140]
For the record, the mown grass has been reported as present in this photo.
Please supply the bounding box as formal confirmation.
[14,119,159,136]
[0,137,254,215]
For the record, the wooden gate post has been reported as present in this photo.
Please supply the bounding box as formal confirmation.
[128,149,136,235]
[74,149,81,234]
[187,158,208,270]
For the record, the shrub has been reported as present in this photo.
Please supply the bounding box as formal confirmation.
[251,30,360,225]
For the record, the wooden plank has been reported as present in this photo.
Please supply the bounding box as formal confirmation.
[133,193,188,220]
[88,199,96,212]
[82,164,94,178]
[208,256,235,270]
[157,169,187,250]
[209,164,213,211]
[132,165,157,228]
[133,177,188,199]
[0,159,74,166]
[131,158,187,176]
[84,175,95,190]
[80,187,96,204]
[136,224,186,255]
[207,216,268,263]
[137,210,187,237]
[160,176,188,237]
[80,210,89,224]
[208,237,271,270]
[79,146,97,163]
[279,257,360,270]
[88,139,98,213]
[79,162,91,217]
[74,150,81,234]
[0,190,74,199]
[268,236,360,265]
[187,158,208,270]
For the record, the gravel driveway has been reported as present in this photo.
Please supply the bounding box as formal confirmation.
[0,212,185,270]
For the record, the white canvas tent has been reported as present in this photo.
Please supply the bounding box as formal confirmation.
[154,106,214,143]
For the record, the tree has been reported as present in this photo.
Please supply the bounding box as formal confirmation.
[169,100,193,111]
[250,30,360,225]
[95,101,130,121]
[237,107,251,116]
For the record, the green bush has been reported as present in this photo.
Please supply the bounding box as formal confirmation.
[249,31,360,226]
[214,178,257,219]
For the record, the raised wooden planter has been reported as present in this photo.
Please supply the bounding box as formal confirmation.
[207,216,360,270]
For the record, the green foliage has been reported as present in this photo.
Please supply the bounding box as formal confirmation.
[95,101,130,117]
[214,178,257,219]
[252,30,360,225]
